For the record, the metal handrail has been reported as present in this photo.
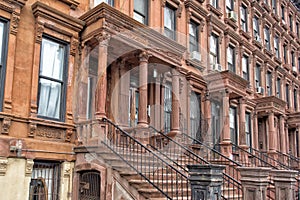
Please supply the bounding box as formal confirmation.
[276,150,300,169]
[148,126,242,200]
[102,118,190,199]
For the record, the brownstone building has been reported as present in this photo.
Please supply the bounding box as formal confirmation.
[0,0,299,199]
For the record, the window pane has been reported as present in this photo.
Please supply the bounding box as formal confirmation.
[164,6,175,30]
[94,0,113,6]
[210,36,216,53]
[38,79,62,119]
[133,12,145,24]
[134,0,146,14]
[40,38,65,80]
[0,22,4,64]
[190,93,201,140]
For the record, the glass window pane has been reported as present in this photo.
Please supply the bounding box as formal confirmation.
[134,0,146,14]
[40,38,65,80]
[242,57,247,72]
[133,12,145,24]
[38,79,62,119]
[164,6,174,30]
[0,22,4,64]
[210,36,216,53]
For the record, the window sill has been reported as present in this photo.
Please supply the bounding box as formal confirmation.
[264,48,273,57]
[206,4,223,18]
[239,30,251,40]
[288,30,297,39]
[224,18,238,30]
[271,13,280,22]
[59,0,79,10]
[280,21,288,30]
[252,39,263,49]
[262,3,271,12]
[273,56,282,65]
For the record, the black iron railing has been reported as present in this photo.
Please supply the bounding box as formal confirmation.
[276,150,300,170]
[102,118,190,200]
[148,127,242,200]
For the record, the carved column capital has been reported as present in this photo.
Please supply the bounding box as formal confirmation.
[63,162,72,177]
[70,37,79,56]
[96,31,111,47]
[25,159,34,177]
[138,51,150,63]
[176,4,183,18]
[0,157,8,176]
[65,129,73,142]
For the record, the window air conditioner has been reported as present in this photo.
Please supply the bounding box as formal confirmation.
[292,66,297,72]
[256,86,264,94]
[255,34,261,42]
[190,51,201,62]
[228,11,238,22]
[282,20,286,25]
[212,63,222,71]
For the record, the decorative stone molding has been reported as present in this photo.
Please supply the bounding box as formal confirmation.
[59,0,79,10]
[176,4,183,18]
[35,22,44,44]
[1,117,11,135]
[28,123,37,138]
[10,12,20,35]
[96,31,111,47]
[0,157,8,176]
[70,38,79,56]
[65,129,73,142]
[63,162,72,177]
[138,51,150,63]
[25,159,34,177]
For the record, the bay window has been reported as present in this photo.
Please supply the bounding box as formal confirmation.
[37,37,68,121]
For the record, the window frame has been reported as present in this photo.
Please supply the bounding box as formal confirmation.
[189,21,199,53]
[286,84,290,108]
[255,63,261,88]
[276,77,281,98]
[94,0,114,7]
[210,33,219,65]
[227,45,235,72]
[266,71,272,96]
[291,51,295,67]
[37,35,69,121]
[281,5,285,21]
[0,17,9,112]
[164,4,176,40]
[190,92,201,141]
[271,0,277,14]
[133,0,148,25]
[294,88,297,110]
[226,0,234,13]
[245,112,252,148]
[264,26,271,51]
[164,82,172,133]
[240,5,248,32]
[283,44,288,64]
[229,106,238,145]
[289,14,293,31]
[274,35,280,58]
[242,55,249,81]
[253,16,260,40]
[210,0,219,8]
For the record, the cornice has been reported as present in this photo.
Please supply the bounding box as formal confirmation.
[32,2,85,33]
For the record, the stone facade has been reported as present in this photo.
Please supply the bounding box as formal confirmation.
[0,0,299,199]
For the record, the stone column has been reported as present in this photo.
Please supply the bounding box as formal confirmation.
[279,115,286,153]
[238,167,271,200]
[253,113,259,149]
[204,92,212,146]
[95,32,110,119]
[271,170,297,200]
[220,90,231,156]
[187,165,225,200]
[137,51,149,127]
[297,126,300,157]
[239,98,246,145]
[268,111,276,152]
[171,68,180,133]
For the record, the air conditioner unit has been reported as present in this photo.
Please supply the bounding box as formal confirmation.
[190,51,201,62]
[292,66,297,72]
[282,20,286,25]
[212,63,222,71]
[228,11,238,22]
[256,86,264,94]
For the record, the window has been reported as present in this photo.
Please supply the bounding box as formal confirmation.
[264,26,270,50]
[245,112,252,148]
[37,37,68,121]
[291,51,295,67]
[264,0,268,4]
[240,5,248,32]
[190,92,201,141]
[266,71,272,96]
[210,0,218,8]
[94,0,113,6]
[230,107,237,145]
[294,88,298,110]
[289,14,293,31]
[79,171,101,200]
[281,5,285,21]
[226,0,234,12]
[189,21,199,53]
[274,35,280,58]
[253,16,260,41]
[286,84,290,108]
[210,34,219,65]
[296,22,299,38]
[298,57,300,72]
[134,0,148,24]
[87,52,98,119]
[211,101,221,149]
[129,87,139,127]
[29,161,61,200]
[242,55,249,80]
[164,83,172,133]
[283,44,288,64]
[271,0,277,14]
[164,5,176,40]
[227,45,235,72]
[276,77,281,98]
[255,64,261,87]
[0,18,8,112]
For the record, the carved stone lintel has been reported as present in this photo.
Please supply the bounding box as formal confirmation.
[35,22,44,44]
[176,4,183,18]
[65,129,73,142]
[2,118,11,135]
[25,159,34,177]
[10,13,20,35]
[96,31,111,47]
[199,20,205,32]
[70,38,79,56]
[0,157,8,176]
[28,123,37,138]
